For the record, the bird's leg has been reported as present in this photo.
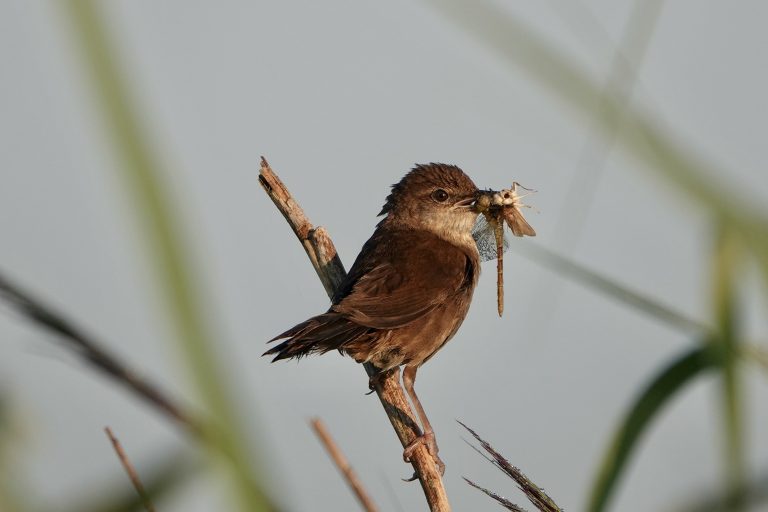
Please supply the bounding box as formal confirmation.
[401,365,445,475]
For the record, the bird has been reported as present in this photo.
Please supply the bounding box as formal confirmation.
[265,163,482,474]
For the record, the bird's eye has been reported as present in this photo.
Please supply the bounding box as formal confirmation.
[431,189,449,202]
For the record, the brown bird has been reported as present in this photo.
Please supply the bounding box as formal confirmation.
[265,163,481,474]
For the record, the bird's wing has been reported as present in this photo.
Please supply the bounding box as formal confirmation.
[333,231,473,329]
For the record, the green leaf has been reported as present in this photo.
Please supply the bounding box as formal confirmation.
[587,345,722,512]
[711,227,746,511]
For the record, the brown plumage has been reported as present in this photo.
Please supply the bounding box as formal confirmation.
[265,163,482,473]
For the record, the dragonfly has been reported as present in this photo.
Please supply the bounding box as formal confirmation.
[472,182,537,316]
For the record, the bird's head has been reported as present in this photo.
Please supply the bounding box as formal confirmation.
[379,163,480,246]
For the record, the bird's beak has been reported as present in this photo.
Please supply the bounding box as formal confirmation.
[455,195,476,209]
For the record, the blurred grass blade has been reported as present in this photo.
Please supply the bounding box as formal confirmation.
[551,0,663,248]
[0,270,200,432]
[423,0,768,281]
[62,2,272,510]
[711,227,746,510]
[587,345,721,512]
[514,243,767,370]
[672,468,768,512]
[0,394,34,512]
[515,242,711,335]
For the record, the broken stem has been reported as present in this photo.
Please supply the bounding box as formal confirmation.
[104,426,157,512]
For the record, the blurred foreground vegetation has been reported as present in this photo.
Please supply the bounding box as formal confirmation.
[1,1,766,511]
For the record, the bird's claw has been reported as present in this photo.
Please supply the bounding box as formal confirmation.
[402,431,445,476]
[365,371,388,395]
[403,431,438,461]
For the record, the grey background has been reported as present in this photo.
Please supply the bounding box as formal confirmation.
[1,1,767,510]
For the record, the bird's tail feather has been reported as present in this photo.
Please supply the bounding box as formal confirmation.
[264,313,369,362]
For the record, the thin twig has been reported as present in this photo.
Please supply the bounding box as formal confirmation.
[310,418,379,512]
[259,157,451,511]
[104,426,157,512]
[0,272,200,434]
[459,421,562,512]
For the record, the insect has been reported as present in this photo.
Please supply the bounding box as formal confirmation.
[472,182,537,316]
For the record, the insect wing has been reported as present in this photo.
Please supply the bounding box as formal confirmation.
[472,214,509,262]
[503,207,536,237]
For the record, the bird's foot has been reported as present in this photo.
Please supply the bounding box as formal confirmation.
[402,431,445,477]
[365,370,391,395]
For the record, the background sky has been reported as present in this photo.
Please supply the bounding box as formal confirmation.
[1,1,767,511]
